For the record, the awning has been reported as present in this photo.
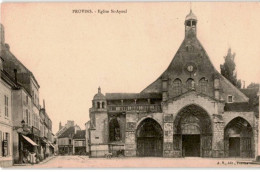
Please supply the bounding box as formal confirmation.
[40,138,48,144]
[48,142,55,148]
[22,135,38,146]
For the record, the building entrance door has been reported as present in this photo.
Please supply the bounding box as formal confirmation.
[229,137,240,157]
[136,118,163,157]
[137,137,162,157]
[182,135,200,157]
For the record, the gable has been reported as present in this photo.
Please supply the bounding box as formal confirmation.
[141,35,248,103]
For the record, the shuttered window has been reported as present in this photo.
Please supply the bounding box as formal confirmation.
[4,95,8,117]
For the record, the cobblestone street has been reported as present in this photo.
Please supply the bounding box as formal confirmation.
[8,156,260,168]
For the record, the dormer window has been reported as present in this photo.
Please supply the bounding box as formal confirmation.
[227,95,233,103]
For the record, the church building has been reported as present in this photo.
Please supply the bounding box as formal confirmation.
[88,10,259,158]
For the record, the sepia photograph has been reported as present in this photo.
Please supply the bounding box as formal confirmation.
[0,1,260,168]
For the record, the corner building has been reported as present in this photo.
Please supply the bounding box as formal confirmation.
[89,11,259,158]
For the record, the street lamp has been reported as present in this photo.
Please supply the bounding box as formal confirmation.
[18,120,25,164]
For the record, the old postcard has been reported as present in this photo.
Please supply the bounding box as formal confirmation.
[0,1,260,168]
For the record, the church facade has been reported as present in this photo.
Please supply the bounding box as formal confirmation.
[88,11,259,158]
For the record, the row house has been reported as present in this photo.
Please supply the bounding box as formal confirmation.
[57,120,80,155]
[0,24,54,167]
[73,130,86,155]
[0,57,17,167]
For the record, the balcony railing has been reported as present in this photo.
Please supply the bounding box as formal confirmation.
[107,104,162,112]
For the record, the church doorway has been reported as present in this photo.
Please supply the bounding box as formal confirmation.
[174,105,212,157]
[229,137,240,157]
[182,135,200,157]
[224,117,253,158]
[136,118,163,157]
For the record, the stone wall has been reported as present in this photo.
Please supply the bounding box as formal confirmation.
[90,111,108,144]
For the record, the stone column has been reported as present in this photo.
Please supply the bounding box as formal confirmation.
[212,114,225,158]
[163,114,174,157]
[124,113,137,157]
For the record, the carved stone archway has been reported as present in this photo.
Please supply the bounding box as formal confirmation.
[136,118,163,157]
[173,104,212,157]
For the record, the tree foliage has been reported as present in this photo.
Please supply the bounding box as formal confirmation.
[220,48,241,89]
[247,82,259,89]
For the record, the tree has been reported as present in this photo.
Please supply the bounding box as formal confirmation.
[220,48,241,89]
[247,82,259,89]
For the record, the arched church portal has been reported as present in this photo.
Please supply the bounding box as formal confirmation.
[136,118,163,157]
[174,105,212,157]
[224,117,253,158]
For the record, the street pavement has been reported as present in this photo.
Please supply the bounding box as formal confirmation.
[8,155,260,168]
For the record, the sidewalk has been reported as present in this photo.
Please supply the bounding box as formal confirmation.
[13,156,55,167]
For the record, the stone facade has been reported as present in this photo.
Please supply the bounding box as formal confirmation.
[0,23,54,166]
[88,10,259,158]
[0,62,14,167]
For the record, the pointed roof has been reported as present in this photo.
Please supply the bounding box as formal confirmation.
[141,11,248,103]
[73,130,86,139]
[185,10,197,21]
[93,86,105,100]
[58,126,75,138]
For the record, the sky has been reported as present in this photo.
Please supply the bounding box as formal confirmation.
[1,2,260,133]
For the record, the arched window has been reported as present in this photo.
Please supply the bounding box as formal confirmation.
[109,118,121,142]
[199,77,208,93]
[186,78,195,90]
[102,102,105,108]
[172,79,182,96]
[97,102,100,109]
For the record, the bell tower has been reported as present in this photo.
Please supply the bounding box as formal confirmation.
[185,10,197,38]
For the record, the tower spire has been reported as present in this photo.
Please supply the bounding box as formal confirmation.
[98,86,101,93]
[185,8,197,38]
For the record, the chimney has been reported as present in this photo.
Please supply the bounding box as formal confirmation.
[0,24,5,45]
[59,121,62,130]
[43,99,46,109]
[14,69,17,84]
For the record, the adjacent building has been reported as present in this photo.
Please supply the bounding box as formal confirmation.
[85,121,90,155]
[73,130,86,155]
[57,121,80,155]
[0,23,54,167]
[0,56,16,167]
[88,11,259,158]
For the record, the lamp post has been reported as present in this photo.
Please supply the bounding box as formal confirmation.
[18,120,25,164]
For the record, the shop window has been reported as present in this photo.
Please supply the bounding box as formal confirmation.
[5,133,9,156]
[172,79,182,96]
[199,77,208,93]
[109,118,121,142]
